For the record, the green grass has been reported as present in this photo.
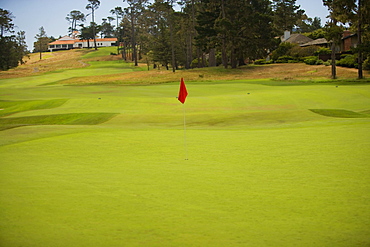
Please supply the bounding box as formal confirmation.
[0,59,369,246]
[310,109,370,118]
[0,99,67,117]
[81,46,119,59]
[0,113,118,130]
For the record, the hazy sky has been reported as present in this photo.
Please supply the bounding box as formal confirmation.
[0,0,329,51]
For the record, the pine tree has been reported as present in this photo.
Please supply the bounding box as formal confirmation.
[34,26,50,60]
[86,0,100,50]
[272,0,304,33]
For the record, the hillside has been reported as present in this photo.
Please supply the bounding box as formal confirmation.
[1,47,370,247]
[0,47,368,83]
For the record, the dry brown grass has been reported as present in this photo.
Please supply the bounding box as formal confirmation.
[0,49,91,79]
[1,49,368,83]
[60,63,370,85]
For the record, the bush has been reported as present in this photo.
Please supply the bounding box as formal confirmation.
[271,42,297,61]
[314,47,331,55]
[304,56,318,65]
[363,57,370,70]
[254,59,272,65]
[276,55,298,63]
[288,46,319,58]
[323,60,332,66]
[190,58,208,68]
[337,55,358,68]
[304,56,324,65]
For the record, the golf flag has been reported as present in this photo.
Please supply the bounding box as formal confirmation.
[178,78,188,104]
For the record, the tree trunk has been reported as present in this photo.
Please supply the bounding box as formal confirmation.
[197,47,201,68]
[331,41,337,79]
[131,10,138,66]
[39,42,42,60]
[186,34,191,69]
[231,47,237,69]
[169,6,176,73]
[92,9,97,50]
[222,39,227,68]
[357,0,363,79]
[188,0,196,69]
[209,48,216,67]
[330,19,338,79]
[221,0,227,68]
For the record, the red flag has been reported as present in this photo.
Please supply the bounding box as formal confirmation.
[178,78,188,104]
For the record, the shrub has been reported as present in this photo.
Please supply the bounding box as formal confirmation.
[323,60,332,66]
[337,55,358,68]
[314,47,331,55]
[316,59,324,65]
[276,55,298,63]
[191,58,208,68]
[271,42,297,61]
[363,57,370,70]
[288,46,319,58]
[304,56,318,65]
[303,56,324,65]
[254,59,272,65]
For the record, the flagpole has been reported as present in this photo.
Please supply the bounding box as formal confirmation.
[183,103,188,160]
[178,78,188,160]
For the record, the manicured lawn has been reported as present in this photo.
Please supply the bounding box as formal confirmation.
[0,58,369,246]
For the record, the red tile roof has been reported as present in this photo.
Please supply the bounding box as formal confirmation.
[49,37,117,45]
[49,40,75,45]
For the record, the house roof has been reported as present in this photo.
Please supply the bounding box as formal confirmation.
[49,40,75,45]
[300,38,328,47]
[285,34,313,44]
[48,37,117,45]
[342,33,357,40]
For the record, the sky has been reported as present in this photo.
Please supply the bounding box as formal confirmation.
[0,0,329,52]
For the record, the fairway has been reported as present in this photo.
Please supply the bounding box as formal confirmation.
[0,52,369,246]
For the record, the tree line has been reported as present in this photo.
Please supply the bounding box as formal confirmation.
[1,0,369,79]
[66,0,324,70]
[323,0,370,79]
[63,0,368,77]
[0,8,28,71]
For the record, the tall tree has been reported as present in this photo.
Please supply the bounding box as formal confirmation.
[123,0,148,66]
[34,26,50,60]
[0,8,14,37]
[296,16,322,32]
[100,18,115,38]
[272,0,305,33]
[0,9,28,71]
[86,0,100,50]
[110,7,124,55]
[66,10,85,36]
[0,31,28,70]
[178,0,200,68]
[196,0,275,68]
[147,0,172,68]
[166,0,176,72]
[79,24,95,48]
[324,0,369,79]
[322,0,369,79]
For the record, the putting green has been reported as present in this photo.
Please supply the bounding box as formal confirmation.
[0,67,369,246]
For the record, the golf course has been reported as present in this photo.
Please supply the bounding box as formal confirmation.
[0,47,369,246]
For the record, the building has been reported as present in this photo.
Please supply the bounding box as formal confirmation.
[341,30,358,52]
[300,30,358,53]
[281,31,313,45]
[48,35,117,52]
[300,38,329,48]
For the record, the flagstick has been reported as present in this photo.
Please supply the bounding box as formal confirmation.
[183,103,188,160]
